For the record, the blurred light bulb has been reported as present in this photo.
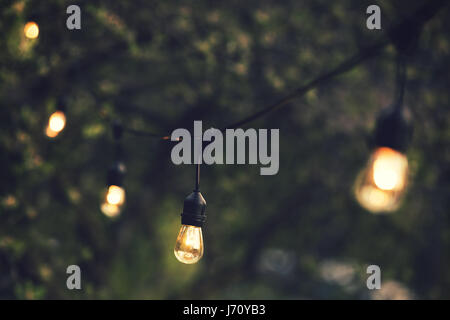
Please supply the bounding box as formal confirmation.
[106,185,125,205]
[45,111,66,138]
[24,21,39,39]
[100,185,125,218]
[100,202,121,218]
[355,147,408,213]
[174,225,204,264]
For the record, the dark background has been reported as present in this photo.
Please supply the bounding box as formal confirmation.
[0,0,449,299]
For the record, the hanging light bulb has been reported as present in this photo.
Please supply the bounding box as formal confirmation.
[355,146,408,213]
[45,110,66,138]
[101,121,126,218]
[174,164,207,264]
[24,21,39,39]
[105,185,126,205]
[372,147,408,191]
[101,184,126,218]
[354,49,413,213]
[100,161,126,218]
[174,224,204,264]
[354,105,412,213]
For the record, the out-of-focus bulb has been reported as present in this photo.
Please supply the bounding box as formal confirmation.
[24,21,39,39]
[106,185,125,205]
[100,202,121,218]
[100,185,125,218]
[174,225,204,264]
[372,149,407,190]
[45,111,66,138]
[354,147,408,213]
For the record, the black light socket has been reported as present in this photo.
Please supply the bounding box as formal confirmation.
[374,106,413,153]
[26,14,39,23]
[181,191,207,227]
[112,120,124,141]
[388,18,420,57]
[107,161,126,187]
[56,97,67,113]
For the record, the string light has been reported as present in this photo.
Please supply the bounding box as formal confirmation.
[174,163,206,264]
[101,180,126,218]
[354,53,412,213]
[101,122,127,218]
[355,147,409,213]
[67,1,440,263]
[24,21,39,39]
[45,99,67,138]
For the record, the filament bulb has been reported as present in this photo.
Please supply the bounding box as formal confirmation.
[174,225,204,264]
[24,21,39,39]
[354,147,408,213]
[100,185,125,218]
[45,111,66,138]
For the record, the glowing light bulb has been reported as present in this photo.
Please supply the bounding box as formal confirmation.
[45,111,66,138]
[106,185,125,205]
[24,21,39,39]
[174,225,204,264]
[372,148,407,190]
[354,147,408,213]
[100,185,125,218]
[100,202,121,218]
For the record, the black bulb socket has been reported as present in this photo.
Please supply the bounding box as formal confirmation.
[374,106,413,153]
[112,120,124,141]
[26,14,39,23]
[107,161,126,187]
[181,191,206,227]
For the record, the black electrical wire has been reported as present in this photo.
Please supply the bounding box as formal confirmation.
[97,0,447,139]
[103,40,387,140]
[394,53,407,110]
[220,40,387,131]
[195,162,200,192]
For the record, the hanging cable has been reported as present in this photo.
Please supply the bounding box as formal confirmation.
[394,53,407,110]
[94,0,447,139]
[101,121,127,218]
[195,162,200,192]
[112,120,124,159]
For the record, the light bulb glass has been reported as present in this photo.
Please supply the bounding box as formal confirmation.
[106,185,125,205]
[45,111,66,138]
[45,126,59,138]
[100,202,121,218]
[355,147,408,213]
[24,21,39,39]
[100,185,125,218]
[174,225,204,264]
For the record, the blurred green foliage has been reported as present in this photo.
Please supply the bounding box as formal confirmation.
[0,0,449,299]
